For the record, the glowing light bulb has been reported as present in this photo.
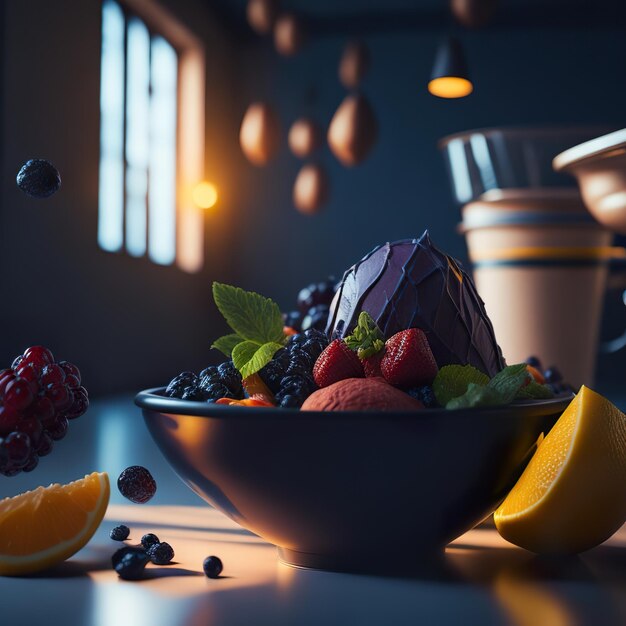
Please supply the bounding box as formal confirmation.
[192,182,218,209]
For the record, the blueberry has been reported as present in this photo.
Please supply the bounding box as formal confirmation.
[406,386,438,408]
[111,545,147,569]
[147,542,174,565]
[283,310,304,332]
[301,305,330,332]
[110,525,130,541]
[117,466,157,504]
[203,555,223,578]
[16,159,61,198]
[141,533,160,549]
[525,356,542,369]
[544,367,563,383]
[115,550,150,580]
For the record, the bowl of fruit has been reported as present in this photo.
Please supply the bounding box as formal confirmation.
[136,233,572,573]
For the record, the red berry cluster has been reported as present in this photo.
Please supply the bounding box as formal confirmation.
[0,346,88,476]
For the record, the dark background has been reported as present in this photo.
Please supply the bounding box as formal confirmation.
[1,0,625,395]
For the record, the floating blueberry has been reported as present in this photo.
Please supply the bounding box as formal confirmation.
[115,550,150,580]
[117,465,157,503]
[202,555,223,578]
[147,542,174,565]
[141,533,160,549]
[16,159,61,198]
[110,525,130,541]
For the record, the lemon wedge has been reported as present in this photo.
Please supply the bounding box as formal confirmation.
[494,386,626,554]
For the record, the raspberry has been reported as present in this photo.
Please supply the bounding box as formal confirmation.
[203,555,223,578]
[110,525,130,541]
[117,466,157,503]
[147,542,174,565]
[0,347,86,476]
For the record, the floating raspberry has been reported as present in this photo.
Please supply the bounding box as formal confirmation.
[117,466,157,503]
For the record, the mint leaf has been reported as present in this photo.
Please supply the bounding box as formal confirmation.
[433,365,490,406]
[344,312,385,359]
[213,282,284,344]
[516,381,554,400]
[446,383,501,409]
[212,333,244,357]
[232,340,284,379]
[487,363,530,404]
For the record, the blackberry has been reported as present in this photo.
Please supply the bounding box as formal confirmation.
[16,159,61,198]
[217,361,244,397]
[115,550,150,580]
[110,525,130,541]
[301,304,330,332]
[199,381,233,401]
[285,352,314,378]
[283,310,304,332]
[275,374,317,408]
[165,372,198,398]
[147,542,174,565]
[117,466,157,504]
[203,555,223,578]
[181,386,210,401]
[141,533,160,549]
[407,386,438,408]
[199,366,218,380]
[259,359,287,395]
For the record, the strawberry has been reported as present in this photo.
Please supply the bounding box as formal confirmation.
[380,328,438,387]
[313,339,364,388]
[362,350,384,377]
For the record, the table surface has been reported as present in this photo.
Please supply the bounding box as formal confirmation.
[1,395,625,626]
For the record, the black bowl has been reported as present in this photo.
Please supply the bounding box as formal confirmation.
[135,388,571,573]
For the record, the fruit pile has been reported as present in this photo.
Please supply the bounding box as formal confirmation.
[163,279,560,412]
[0,346,89,476]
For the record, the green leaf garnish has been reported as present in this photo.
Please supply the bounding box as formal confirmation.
[232,340,284,379]
[487,363,530,404]
[446,383,501,410]
[516,380,555,400]
[211,282,288,378]
[344,312,385,359]
[433,364,490,407]
[435,362,553,409]
[212,333,244,357]
[213,282,284,344]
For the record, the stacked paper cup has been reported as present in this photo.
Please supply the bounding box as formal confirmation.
[439,128,622,387]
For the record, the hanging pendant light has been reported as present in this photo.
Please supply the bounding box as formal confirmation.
[428,37,473,99]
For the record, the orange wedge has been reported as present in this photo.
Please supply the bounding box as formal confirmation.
[495,386,626,554]
[0,472,110,575]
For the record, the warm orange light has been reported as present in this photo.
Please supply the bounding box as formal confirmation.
[428,76,473,99]
[192,181,218,209]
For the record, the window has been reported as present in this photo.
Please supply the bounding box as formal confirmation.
[99,0,205,272]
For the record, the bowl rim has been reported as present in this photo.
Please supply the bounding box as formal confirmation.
[135,387,573,420]
[553,128,626,171]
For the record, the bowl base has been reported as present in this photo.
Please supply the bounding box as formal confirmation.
[277,547,446,577]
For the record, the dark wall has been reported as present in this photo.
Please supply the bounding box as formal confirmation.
[0,0,247,395]
[232,22,626,382]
